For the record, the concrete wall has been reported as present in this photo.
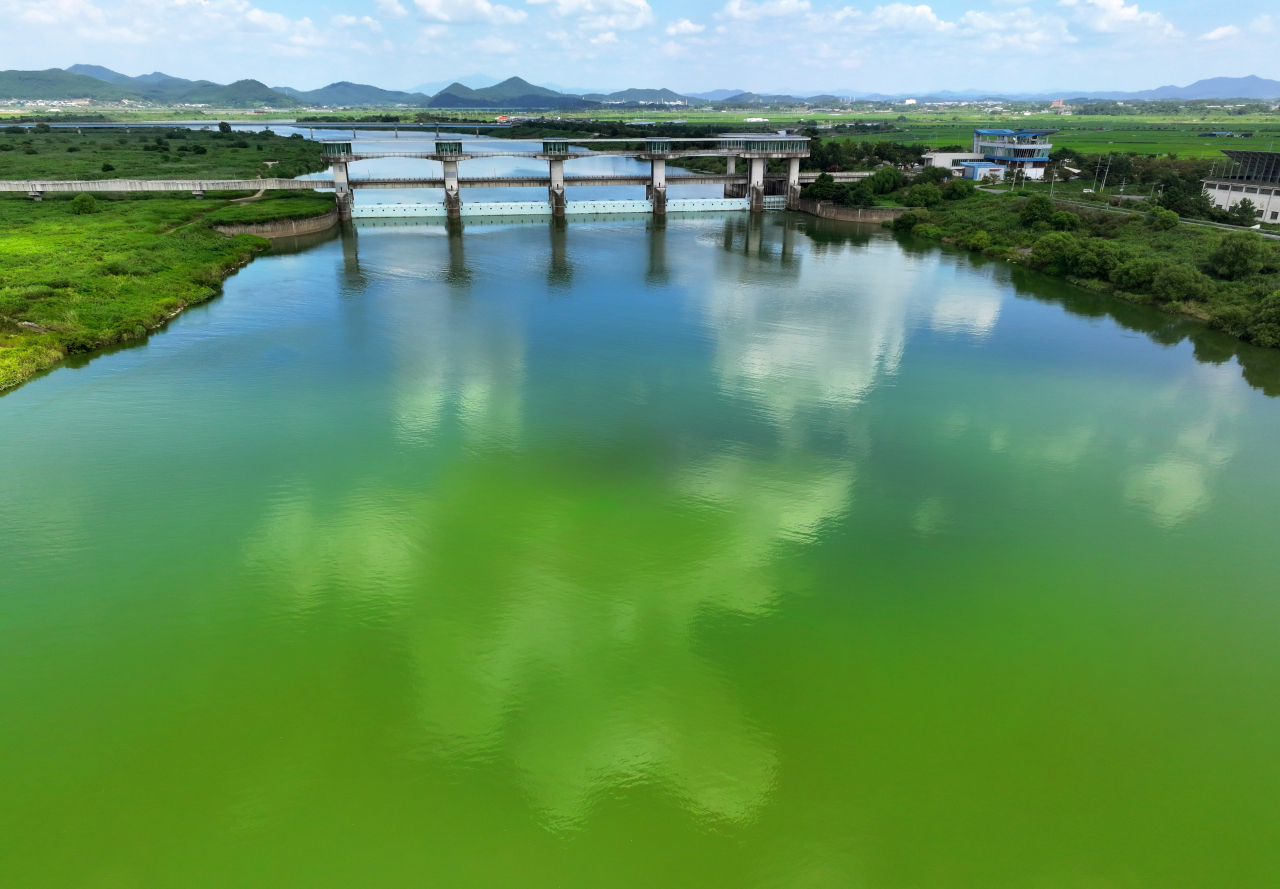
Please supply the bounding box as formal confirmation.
[794,199,912,223]
[213,208,339,238]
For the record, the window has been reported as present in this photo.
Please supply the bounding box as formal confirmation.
[1272,211,1279,220]
[1245,187,1258,194]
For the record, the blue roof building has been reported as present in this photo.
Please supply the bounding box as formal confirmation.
[971,128,1057,180]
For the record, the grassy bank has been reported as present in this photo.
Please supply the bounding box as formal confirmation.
[0,126,326,180]
[882,190,1280,347]
[0,190,333,392]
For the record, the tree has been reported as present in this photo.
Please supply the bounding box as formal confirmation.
[218,121,233,134]
[1029,232,1079,274]
[1208,231,1272,280]
[1152,264,1214,302]
[1019,194,1055,225]
[943,180,976,200]
[70,194,98,215]
[905,184,943,207]
[914,165,948,185]
[867,166,904,195]
[1050,211,1080,231]
[100,162,114,172]
[1246,292,1280,347]
[839,182,874,208]
[1147,208,1179,230]
[1227,198,1260,227]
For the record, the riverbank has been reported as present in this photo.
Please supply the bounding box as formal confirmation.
[0,190,334,393]
[885,192,1280,349]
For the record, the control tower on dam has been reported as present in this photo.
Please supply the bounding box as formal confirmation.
[320,134,811,219]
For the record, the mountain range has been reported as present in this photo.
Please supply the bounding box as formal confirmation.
[3,68,1278,109]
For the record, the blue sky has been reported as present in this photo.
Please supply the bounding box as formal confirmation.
[2,0,1277,94]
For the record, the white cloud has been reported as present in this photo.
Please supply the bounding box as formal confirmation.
[665,18,704,34]
[589,29,617,42]
[414,0,526,24]
[1199,24,1238,40]
[861,3,954,31]
[527,0,653,31]
[718,0,810,22]
[473,34,519,51]
[332,14,382,30]
[375,0,409,16]
[1058,0,1177,36]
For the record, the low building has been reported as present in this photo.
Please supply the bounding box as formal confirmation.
[922,151,985,174]
[1201,149,1280,222]
[959,161,1005,181]
[971,128,1057,180]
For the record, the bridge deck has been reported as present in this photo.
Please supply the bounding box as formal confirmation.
[0,171,868,194]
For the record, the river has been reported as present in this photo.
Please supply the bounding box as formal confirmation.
[2,210,1279,887]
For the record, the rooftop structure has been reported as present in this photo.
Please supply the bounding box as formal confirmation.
[971,128,1057,180]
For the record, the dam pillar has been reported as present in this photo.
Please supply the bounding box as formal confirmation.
[549,157,566,217]
[28,190,43,202]
[786,157,801,210]
[748,157,765,212]
[332,160,353,221]
[651,157,667,215]
[443,159,462,220]
[724,156,736,197]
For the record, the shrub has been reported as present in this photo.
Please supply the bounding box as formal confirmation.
[914,166,949,185]
[0,143,11,152]
[1029,232,1079,274]
[1147,207,1179,230]
[1072,238,1129,281]
[966,230,991,250]
[3,125,23,134]
[839,183,874,208]
[1246,292,1280,347]
[912,224,943,238]
[1050,211,1080,231]
[892,209,929,231]
[944,180,975,200]
[23,148,37,155]
[70,194,98,215]
[1152,264,1214,302]
[1207,231,1271,280]
[1020,194,1056,225]
[1112,257,1162,292]
[1209,304,1253,338]
[192,144,207,155]
[905,183,943,207]
[66,145,80,153]
[34,123,51,133]
[101,162,114,172]
[867,166,905,195]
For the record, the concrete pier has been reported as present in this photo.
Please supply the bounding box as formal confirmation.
[650,158,667,216]
[748,158,766,212]
[548,158,566,217]
[443,159,462,220]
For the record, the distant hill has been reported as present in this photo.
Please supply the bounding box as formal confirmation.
[1072,76,1280,101]
[0,68,138,100]
[687,89,747,101]
[59,64,298,107]
[410,74,502,95]
[273,81,431,107]
[585,87,701,105]
[427,77,600,109]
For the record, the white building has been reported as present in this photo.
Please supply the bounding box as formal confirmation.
[971,128,1056,180]
[1201,149,1280,223]
[922,150,985,174]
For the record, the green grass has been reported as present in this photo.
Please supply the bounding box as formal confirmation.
[0,192,307,392]
[0,127,326,181]
[201,191,335,226]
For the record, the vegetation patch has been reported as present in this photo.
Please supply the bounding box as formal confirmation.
[882,190,1280,348]
[201,191,335,226]
[0,192,284,392]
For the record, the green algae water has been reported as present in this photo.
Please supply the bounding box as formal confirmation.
[3,214,1280,888]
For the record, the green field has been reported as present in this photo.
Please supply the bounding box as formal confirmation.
[0,125,326,180]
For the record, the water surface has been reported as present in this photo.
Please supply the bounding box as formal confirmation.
[2,214,1278,888]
